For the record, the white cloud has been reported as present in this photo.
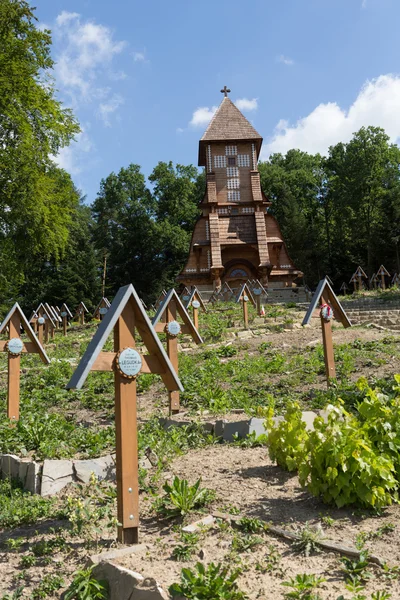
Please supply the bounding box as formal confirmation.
[278,55,294,66]
[132,51,146,62]
[98,94,124,127]
[263,75,400,158]
[362,0,367,7]
[235,98,258,111]
[53,12,126,102]
[190,106,218,127]
[53,128,93,175]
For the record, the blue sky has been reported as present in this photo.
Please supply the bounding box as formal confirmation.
[35,0,400,203]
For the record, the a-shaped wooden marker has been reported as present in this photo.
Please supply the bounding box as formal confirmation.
[377,265,390,290]
[369,273,378,290]
[184,287,207,330]
[93,297,110,320]
[45,304,61,332]
[236,283,256,329]
[60,303,73,336]
[36,303,56,343]
[155,290,167,308]
[179,287,192,304]
[0,303,50,420]
[340,282,349,295]
[67,284,183,544]
[354,266,367,291]
[221,282,234,302]
[250,280,268,315]
[75,302,89,325]
[152,289,202,415]
[302,277,351,386]
[392,273,400,288]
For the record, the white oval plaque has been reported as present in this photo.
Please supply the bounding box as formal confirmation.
[192,300,201,309]
[38,317,45,325]
[60,311,67,317]
[99,307,108,315]
[167,321,181,336]
[116,348,142,379]
[182,295,190,302]
[7,338,23,355]
[253,288,262,296]
[243,295,249,302]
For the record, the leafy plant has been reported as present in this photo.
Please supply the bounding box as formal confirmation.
[169,562,247,599]
[237,516,266,534]
[31,574,64,599]
[281,573,325,599]
[265,402,309,471]
[231,533,264,553]
[64,566,109,599]
[293,523,324,556]
[340,550,371,584]
[172,531,199,561]
[155,476,215,518]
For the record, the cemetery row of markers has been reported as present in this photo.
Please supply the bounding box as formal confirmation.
[342,264,400,292]
[0,278,349,544]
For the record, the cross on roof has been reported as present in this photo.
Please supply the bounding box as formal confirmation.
[220,85,231,97]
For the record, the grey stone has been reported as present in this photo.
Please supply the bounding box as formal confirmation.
[92,561,168,600]
[202,421,215,434]
[1,454,20,480]
[139,457,152,470]
[182,514,215,533]
[223,420,249,442]
[253,317,265,325]
[214,420,226,437]
[248,418,268,437]
[41,459,74,496]
[73,455,116,484]
[237,330,253,339]
[25,462,41,494]
[301,411,318,431]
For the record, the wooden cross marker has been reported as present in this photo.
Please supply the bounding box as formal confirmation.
[184,287,207,330]
[75,302,89,325]
[221,282,234,302]
[60,303,73,336]
[302,278,351,386]
[249,279,268,315]
[0,303,50,420]
[93,297,111,320]
[236,283,256,329]
[221,85,231,97]
[377,265,390,290]
[67,284,183,544]
[152,289,202,415]
[392,273,400,288]
[179,287,191,304]
[354,266,367,291]
[155,290,167,309]
[45,304,60,333]
[340,282,349,295]
[36,303,56,343]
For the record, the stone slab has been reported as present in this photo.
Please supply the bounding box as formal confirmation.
[222,420,249,442]
[248,418,268,437]
[301,411,318,431]
[182,514,215,533]
[73,455,116,484]
[89,544,150,565]
[1,454,20,480]
[92,561,168,600]
[41,459,74,496]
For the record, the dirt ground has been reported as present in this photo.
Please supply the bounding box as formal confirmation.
[117,446,400,599]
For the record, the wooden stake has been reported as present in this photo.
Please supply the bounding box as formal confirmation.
[193,306,199,330]
[8,313,20,421]
[381,272,385,290]
[320,295,336,383]
[114,303,139,544]
[63,315,67,336]
[167,299,180,415]
[243,297,249,329]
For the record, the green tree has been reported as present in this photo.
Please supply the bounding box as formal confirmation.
[0,0,80,297]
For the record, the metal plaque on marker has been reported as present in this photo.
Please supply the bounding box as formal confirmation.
[99,307,108,315]
[182,295,190,302]
[253,288,262,296]
[115,347,142,379]
[6,338,24,355]
[192,300,200,309]
[38,317,45,325]
[166,321,181,337]
[243,295,249,302]
[60,311,67,317]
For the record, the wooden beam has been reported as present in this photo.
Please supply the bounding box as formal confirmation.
[167,299,180,414]
[320,295,336,382]
[114,304,139,544]
[8,313,20,421]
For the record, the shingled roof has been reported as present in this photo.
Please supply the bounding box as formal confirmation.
[198,97,263,166]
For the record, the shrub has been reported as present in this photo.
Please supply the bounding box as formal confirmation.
[169,562,246,599]
[155,476,215,518]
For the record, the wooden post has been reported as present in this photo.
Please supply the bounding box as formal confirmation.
[167,299,180,415]
[63,315,67,336]
[320,296,336,382]
[255,295,261,315]
[114,305,139,544]
[44,319,49,343]
[37,318,44,345]
[381,272,385,290]
[81,310,85,325]
[243,297,249,329]
[193,306,199,330]
[8,313,20,421]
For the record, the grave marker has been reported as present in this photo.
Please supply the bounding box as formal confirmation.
[93,297,111,320]
[36,303,56,343]
[339,282,349,294]
[353,266,367,291]
[302,278,351,385]
[152,289,202,414]
[220,282,235,302]
[184,287,207,330]
[249,279,268,314]
[60,303,73,336]
[179,286,192,304]
[236,284,256,329]
[0,303,50,420]
[67,284,183,544]
[392,273,400,288]
[377,265,390,290]
[75,302,89,325]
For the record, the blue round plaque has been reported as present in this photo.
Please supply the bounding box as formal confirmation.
[38,317,45,325]
[166,321,181,337]
[99,307,108,315]
[6,338,23,355]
